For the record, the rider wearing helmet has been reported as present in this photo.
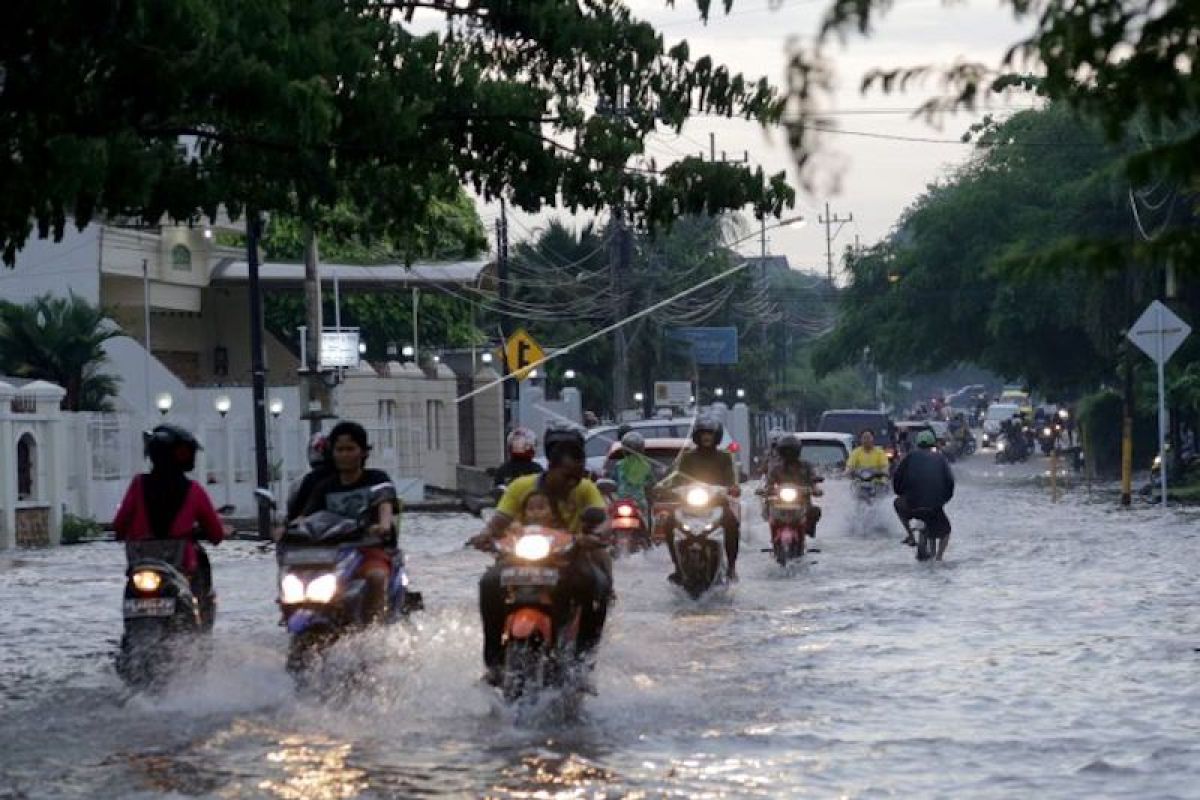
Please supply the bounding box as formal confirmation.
[662,416,741,579]
[286,433,334,522]
[892,429,955,558]
[113,425,226,615]
[765,433,823,538]
[492,427,544,487]
[473,423,611,680]
[608,431,663,521]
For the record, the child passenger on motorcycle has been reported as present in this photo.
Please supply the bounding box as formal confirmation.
[300,421,398,622]
[765,433,823,538]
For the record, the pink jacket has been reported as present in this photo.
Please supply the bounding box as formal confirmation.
[113,475,225,572]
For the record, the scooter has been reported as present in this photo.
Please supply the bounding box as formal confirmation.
[274,483,421,676]
[666,483,731,598]
[116,537,217,689]
[759,483,812,567]
[852,469,888,503]
[994,433,1029,464]
[484,525,585,703]
[596,478,651,555]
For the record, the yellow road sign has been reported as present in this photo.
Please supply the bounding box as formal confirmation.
[505,329,545,381]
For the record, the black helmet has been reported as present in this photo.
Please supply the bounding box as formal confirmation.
[543,422,585,462]
[691,415,723,447]
[777,433,802,461]
[143,424,202,470]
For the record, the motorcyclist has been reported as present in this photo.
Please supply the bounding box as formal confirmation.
[607,431,662,522]
[285,433,334,522]
[491,427,544,487]
[113,425,226,614]
[300,421,398,622]
[660,415,741,580]
[764,433,823,538]
[472,424,611,682]
[892,430,955,558]
[846,430,890,476]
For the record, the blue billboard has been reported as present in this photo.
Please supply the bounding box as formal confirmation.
[667,326,739,365]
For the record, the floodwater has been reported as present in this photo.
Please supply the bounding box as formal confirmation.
[1,455,1197,798]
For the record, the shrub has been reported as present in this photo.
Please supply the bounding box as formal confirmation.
[61,513,104,545]
[1077,390,1157,477]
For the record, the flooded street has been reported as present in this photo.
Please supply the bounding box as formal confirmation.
[2,455,1198,799]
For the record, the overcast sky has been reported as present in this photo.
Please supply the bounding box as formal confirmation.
[476,1,1036,277]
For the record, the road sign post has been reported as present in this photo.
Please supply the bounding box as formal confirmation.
[1127,300,1192,506]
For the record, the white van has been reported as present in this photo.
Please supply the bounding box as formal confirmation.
[982,403,1020,436]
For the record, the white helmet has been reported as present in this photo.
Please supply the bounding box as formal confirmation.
[506,427,537,459]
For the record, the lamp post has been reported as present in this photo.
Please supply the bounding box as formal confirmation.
[215,395,234,509]
[563,369,576,381]
[736,388,746,400]
[714,387,725,400]
[155,392,173,418]
[269,397,285,517]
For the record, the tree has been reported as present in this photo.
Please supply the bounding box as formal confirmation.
[780,0,1199,272]
[812,104,1161,396]
[0,294,121,411]
[0,1,795,265]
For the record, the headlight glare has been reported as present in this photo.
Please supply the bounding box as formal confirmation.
[778,486,799,503]
[305,573,339,603]
[514,533,552,560]
[686,487,711,508]
[131,570,162,592]
[280,573,306,604]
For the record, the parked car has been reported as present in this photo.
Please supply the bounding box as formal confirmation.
[817,409,896,458]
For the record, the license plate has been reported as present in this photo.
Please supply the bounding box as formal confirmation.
[281,547,341,566]
[500,566,558,587]
[612,518,642,530]
[123,597,175,617]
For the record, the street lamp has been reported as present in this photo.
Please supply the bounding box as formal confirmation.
[358,341,367,355]
[736,388,746,399]
[269,397,284,419]
[714,387,725,398]
[563,369,577,381]
[214,395,232,418]
[155,392,173,417]
[481,352,494,364]
[634,391,645,403]
[529,369,539,379]
[401,345,415,360]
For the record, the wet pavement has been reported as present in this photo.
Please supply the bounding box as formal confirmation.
[1,454,1197,798]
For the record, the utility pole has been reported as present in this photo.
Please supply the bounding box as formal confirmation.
[496,198,512,431]
[302,223,322,436]
[246,212,271,540]
[819,202,853,283]
[611,211,632,419]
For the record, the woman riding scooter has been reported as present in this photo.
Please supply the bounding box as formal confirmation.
[113,425,226,619]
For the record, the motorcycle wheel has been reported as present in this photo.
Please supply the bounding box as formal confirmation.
[502,638,546,703]
[116,619,176,689]
[286,630,329,682]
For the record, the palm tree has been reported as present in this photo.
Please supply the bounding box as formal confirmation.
[0,294,121,411]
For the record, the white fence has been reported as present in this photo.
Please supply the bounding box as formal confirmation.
[64,410,428,523]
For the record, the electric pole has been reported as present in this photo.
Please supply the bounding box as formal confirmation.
[496,198,512,431]
[245,212,271,540]
[819,202,853,283]
[302,222,323,436]
[611,210,632,419]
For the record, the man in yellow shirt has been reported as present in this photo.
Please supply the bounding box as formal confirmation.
[847,430,890,474]
[472,425,610,680]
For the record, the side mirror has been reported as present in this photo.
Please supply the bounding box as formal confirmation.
[595,478,618,496]
[253,488,276,509]
[369,482,398,506]
[581,506,607,528]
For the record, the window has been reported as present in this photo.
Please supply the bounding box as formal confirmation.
[17,433,36,500]
[425,400,443,450]
[171,244,192,271]
[378,400,396,424]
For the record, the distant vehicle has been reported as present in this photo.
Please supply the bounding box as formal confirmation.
[794,432,855,472]
[894,420,937,456]
[572,420,737,477]
[982,403,1021,438]
[819,410,895,463]
[605,437,695,475]
[1000,389,1033,417]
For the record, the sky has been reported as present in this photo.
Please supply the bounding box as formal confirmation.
[472,0,1037,278]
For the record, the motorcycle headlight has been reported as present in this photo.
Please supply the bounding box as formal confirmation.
[280,573,306,604]
[514,533,552,561]
[686,487,711,508]
[998,441,1007,452]
[1042,427,1052,437]
[131,570,162,592]
[305,573,339,604]
[778,486,799,503]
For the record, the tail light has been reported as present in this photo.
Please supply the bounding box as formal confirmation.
[727,441,740,453]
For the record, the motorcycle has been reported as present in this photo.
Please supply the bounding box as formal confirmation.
[595,478,651,555]
[852,469,888,503]
[666,483,731,598]
[909,512,944,562]
[760,483,814,567]
[483,524,585,703]
[275,483,420,676]
[994,432,1029,464]
[116,537,218,689]
[1037,421,1067,455]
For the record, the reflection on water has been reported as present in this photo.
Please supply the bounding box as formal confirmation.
[259,733,366,800]
[488,750,616,799]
